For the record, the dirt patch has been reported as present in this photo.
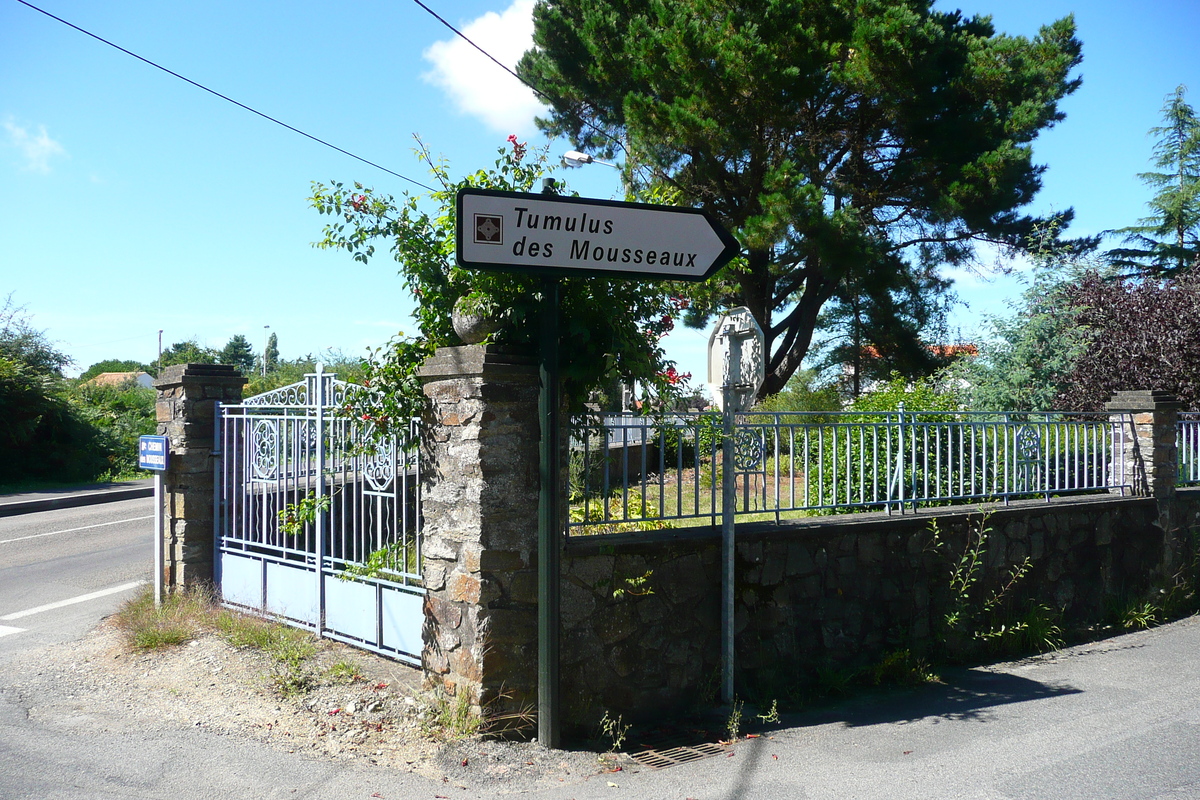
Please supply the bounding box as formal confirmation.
[6,618,628,793]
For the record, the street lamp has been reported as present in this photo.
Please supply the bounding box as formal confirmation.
[560,150,618,169]
[262,325,270,377]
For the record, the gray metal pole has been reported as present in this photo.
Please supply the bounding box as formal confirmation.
[314,364,326,636]
[538,277,562,748]
[721,331,741,705]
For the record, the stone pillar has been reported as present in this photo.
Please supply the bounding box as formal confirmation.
[417,345,542,724]
[1105,390,1181,499]
[153,363,247,589]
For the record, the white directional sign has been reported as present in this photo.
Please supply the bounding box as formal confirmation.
[456,188,739,282]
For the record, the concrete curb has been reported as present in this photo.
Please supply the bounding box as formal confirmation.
[0,484,154,518]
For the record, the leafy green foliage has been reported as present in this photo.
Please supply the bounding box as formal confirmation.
[340,540,418,581]
[66,380,156,478]
[277,492,331,537]
[311,138,683,421]
[795,375,962,512]
[568,487,675,535]
[752,369,842,418]
[929,514,1062,659]
[0,357,111,484]
[0,294,71,376]
[843,375,962,417]
[520,1,1085,399]
[155,339,218,371]
[0,297,156,484]
[1107,85,1200,278]
[940,221,1098,411]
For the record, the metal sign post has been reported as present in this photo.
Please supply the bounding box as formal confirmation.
[720,327,740,705]
[138,435,170,608]
[456,187,739,748]
[537,277,562,749]
[708,309,765,705]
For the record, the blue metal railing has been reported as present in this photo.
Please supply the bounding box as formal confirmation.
[568,410,1132,535]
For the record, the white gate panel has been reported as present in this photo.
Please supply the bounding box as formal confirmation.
[220,553,263,609]
[216,365,424,663]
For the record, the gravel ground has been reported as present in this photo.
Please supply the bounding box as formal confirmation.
[5,617,632,795]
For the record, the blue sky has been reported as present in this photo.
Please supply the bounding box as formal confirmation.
[2,0,1198,385]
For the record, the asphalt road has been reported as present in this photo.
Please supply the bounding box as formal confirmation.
[0,497,152,662]
[2,497,1200,798]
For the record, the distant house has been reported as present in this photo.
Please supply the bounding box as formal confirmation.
[845,343,978,395]
[86,371,154,389]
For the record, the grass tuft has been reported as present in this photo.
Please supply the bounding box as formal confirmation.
[112,585,213,651]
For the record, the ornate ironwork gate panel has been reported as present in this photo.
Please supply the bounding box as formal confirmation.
[216,366,424,664]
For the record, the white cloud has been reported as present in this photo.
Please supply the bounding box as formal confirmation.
[422,0,546,135]
[3,119,67,173]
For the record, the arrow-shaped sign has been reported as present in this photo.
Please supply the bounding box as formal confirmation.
[456,188,739,282]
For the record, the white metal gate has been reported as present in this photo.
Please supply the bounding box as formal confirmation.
[215,366,424,664]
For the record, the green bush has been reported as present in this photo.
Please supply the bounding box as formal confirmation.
[66,381,156,479]
[0,358,110,484]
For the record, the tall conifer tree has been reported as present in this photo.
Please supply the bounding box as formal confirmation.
[520,0,1084,398]
[1107,85,1200,278]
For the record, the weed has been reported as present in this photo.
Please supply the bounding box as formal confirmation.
[726,698,744,741]
[214,609,278,649]
[868,649,939,687]
[599,711,631,752]
[214,609,317,696]
[419,689,481,741]
[1120,601,1157,630]
[756,699,780,725]
[325,659,365,684]
[815,663,858,697]
[932,512,1061,659]
[696,665,722,709]
[1017,602,1065,651]
[339,540,418,581]
[268,634,317,697]
[611,570,654,599]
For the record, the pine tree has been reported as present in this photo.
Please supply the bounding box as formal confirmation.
[218,334,256,375]
[520,0,1085,400]
[1107,85,1200,278]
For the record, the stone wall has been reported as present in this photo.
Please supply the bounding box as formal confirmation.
[160,349,1196,740]
[558,491,1200,730]
[153,363,246,589]
[417,346,543,721]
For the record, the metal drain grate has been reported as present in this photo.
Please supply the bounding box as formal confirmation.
[629,741,728,770]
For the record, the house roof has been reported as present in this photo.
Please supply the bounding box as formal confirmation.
[86,371,153,387]
[858,343,978,359]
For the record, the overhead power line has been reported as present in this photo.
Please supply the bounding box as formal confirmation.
[14,0,435,192]
[409,0,625,155]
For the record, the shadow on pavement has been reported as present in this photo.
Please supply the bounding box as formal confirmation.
[799,667,1082,728]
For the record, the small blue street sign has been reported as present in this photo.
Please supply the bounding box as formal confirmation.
[138,435,169,471]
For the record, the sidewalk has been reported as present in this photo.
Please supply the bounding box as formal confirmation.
[0,479,154,517]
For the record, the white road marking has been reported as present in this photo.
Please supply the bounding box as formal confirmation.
[1,581,146,621]
[0,625,26,638]
[0,515,153,546]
